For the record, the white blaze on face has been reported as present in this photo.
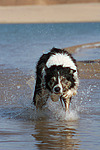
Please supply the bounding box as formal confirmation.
[53,73,63,94]
[58,75,63,93]
[46,53,77,70]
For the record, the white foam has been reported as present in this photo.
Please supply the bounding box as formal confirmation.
[47,97,79,121]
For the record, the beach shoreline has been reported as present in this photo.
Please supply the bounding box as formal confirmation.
[0,3,100,23]
[65,42,100,54]
[65,42,100,79]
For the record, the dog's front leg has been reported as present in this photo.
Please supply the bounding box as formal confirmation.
[63,97,71,111]
[33,88,49,109]
[60,95,71,112]
[61,89,77,111]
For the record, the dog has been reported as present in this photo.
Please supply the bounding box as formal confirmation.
[33,48,79,111]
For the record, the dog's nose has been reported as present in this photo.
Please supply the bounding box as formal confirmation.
[54,86,61,94]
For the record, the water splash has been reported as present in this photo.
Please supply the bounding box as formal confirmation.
[46,98,79,121]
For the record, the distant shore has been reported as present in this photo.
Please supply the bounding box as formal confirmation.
[0,3,100,23]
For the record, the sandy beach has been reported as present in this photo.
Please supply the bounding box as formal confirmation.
[0,3,100,23]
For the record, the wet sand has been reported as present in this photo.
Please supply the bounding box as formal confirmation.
[0,3,100,23]
[77,61,100,79]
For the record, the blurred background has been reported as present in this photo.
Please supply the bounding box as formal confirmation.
[0,0,100,5]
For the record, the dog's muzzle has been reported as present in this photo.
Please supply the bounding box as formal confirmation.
[53,85,63,94]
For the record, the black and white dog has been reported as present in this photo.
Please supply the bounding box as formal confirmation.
[33,48,79,111]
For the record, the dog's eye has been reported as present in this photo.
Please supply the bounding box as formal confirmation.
[51,77,56,81]
[61,76,66,81]
[48,77,56,87]
[48,79,55,87]
[65,80,68,84]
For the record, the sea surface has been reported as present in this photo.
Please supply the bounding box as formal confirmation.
[0,23,100,150]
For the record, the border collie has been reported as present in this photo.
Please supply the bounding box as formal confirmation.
[33,48,79,111]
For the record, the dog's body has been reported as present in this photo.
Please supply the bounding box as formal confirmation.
[33,48,79,111]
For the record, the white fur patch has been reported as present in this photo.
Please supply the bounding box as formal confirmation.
[46,53,77,70]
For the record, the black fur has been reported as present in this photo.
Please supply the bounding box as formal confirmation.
[45,65,75,92]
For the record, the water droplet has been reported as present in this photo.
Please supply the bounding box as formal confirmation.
[17,85,20,89]
[93,85,97,88]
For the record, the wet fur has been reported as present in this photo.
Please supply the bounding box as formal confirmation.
[33,48,79,111]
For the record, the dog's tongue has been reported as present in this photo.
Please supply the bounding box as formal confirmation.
[51,94,60,102]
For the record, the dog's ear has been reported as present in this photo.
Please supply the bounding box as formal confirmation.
[65,67,76,74]
[70,69,76,74]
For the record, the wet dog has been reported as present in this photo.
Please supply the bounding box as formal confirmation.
[33,48,79,111]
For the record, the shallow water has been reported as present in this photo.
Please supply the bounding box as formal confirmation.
[0,69,100,150]
[0,23,100,150]
[0,23,100,69]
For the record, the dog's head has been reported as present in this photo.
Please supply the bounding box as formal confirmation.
[45,65,76,95]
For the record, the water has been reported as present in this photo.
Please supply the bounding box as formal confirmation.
[0,23,100,69]
[0,23,100,150]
